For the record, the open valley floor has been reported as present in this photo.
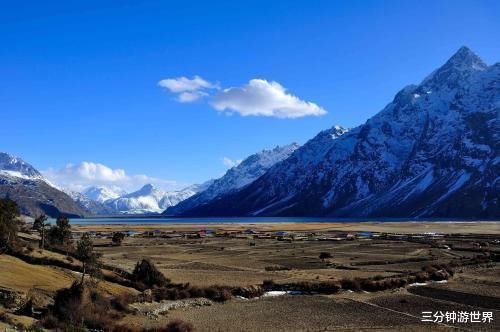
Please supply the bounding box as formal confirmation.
[1,221,499,331]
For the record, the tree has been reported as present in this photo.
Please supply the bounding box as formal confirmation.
[111,232,125,246]
[319,252,332,261]
[0,198,20,249]
[33,214,49,249]
[76,233,101,284]
[48,216,72,246]
[131,259,170,288]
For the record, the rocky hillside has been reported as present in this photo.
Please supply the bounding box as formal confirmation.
[173,47,499,218]
[0,153,87,217]
[165,143,300,215]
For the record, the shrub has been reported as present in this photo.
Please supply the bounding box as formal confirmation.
[164,319,194,332]
[415,272,429,283]
[319,252,332,260]
[264,266,291,271]
[262,279,275,289]
[340,278,361,291]
[429,270,449,281]
[232,286,265,298]
[131,259,170,288]
[112,232,126,246]
[26,325,45,332]
[111,293,136,312]
[204,286,232,302]
[40,314,59,329]
[45,281,122,330]
[312,281,340,294]
[186,286,206,298]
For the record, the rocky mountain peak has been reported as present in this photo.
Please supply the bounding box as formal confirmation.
[446,46,487,70]
[422,46,488,88]
[0,152,43,179]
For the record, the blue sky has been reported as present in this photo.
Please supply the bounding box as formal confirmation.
[1,0,499,191]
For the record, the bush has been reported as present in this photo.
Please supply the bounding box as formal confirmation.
[112,232,126,246]
[164,319,194,332]
[340,278,362,291]
[264,266,291,271]
[204,286,232,302]
[111,293,136,312]
[319,252,332,260]
[262,279,275,289]
[415,272,429,283]
[45,281,122,330]
[186,286,206,298]
[131,259,170,288]
[26,325,45,332]
[232,285,265,298]
[308,281,340,294]
[40,314,58,329]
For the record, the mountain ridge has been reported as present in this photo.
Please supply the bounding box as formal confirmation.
[0,152,87,217]
[171,47,499,218]
[165,143,301,215]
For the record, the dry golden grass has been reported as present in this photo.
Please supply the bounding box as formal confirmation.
[1,312,36,329]
[0,321,11,330]
[0,254,138,298]
[97,277,140,297]
[0,255,75,293]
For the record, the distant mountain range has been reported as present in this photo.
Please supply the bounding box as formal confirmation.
[104,183,205,214]
[2,47,498,219]
[169,47,499,218]
[0,143,300,216]
[0,152,211,216]
[82,186,126,203]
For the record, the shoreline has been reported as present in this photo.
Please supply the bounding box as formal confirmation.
[73,221,500,234]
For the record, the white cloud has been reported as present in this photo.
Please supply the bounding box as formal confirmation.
[178,91,208,103]
[158,75,217,102]
[211,79,326,118]
[159,76,326,118]
[42,161,178,193]
[222,157,242,168]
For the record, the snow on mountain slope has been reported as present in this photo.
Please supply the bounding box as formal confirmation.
[0,152,46,181]
[174,47,499,218]
[165,143,301,215]
[105,183,209,214]
[83,186,127,203]
[0,152,87,217]
[65,190,115,215]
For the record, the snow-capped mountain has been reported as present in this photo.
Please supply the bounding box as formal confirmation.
[105,183,207,214]
[172,47,499,218]
[64,190,115,215]
[83,186,127,203]
[0,152,46,182]
[166,143,300,215]
[0,152,87,217]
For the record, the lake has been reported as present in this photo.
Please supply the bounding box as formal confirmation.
[45,216,486,225]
